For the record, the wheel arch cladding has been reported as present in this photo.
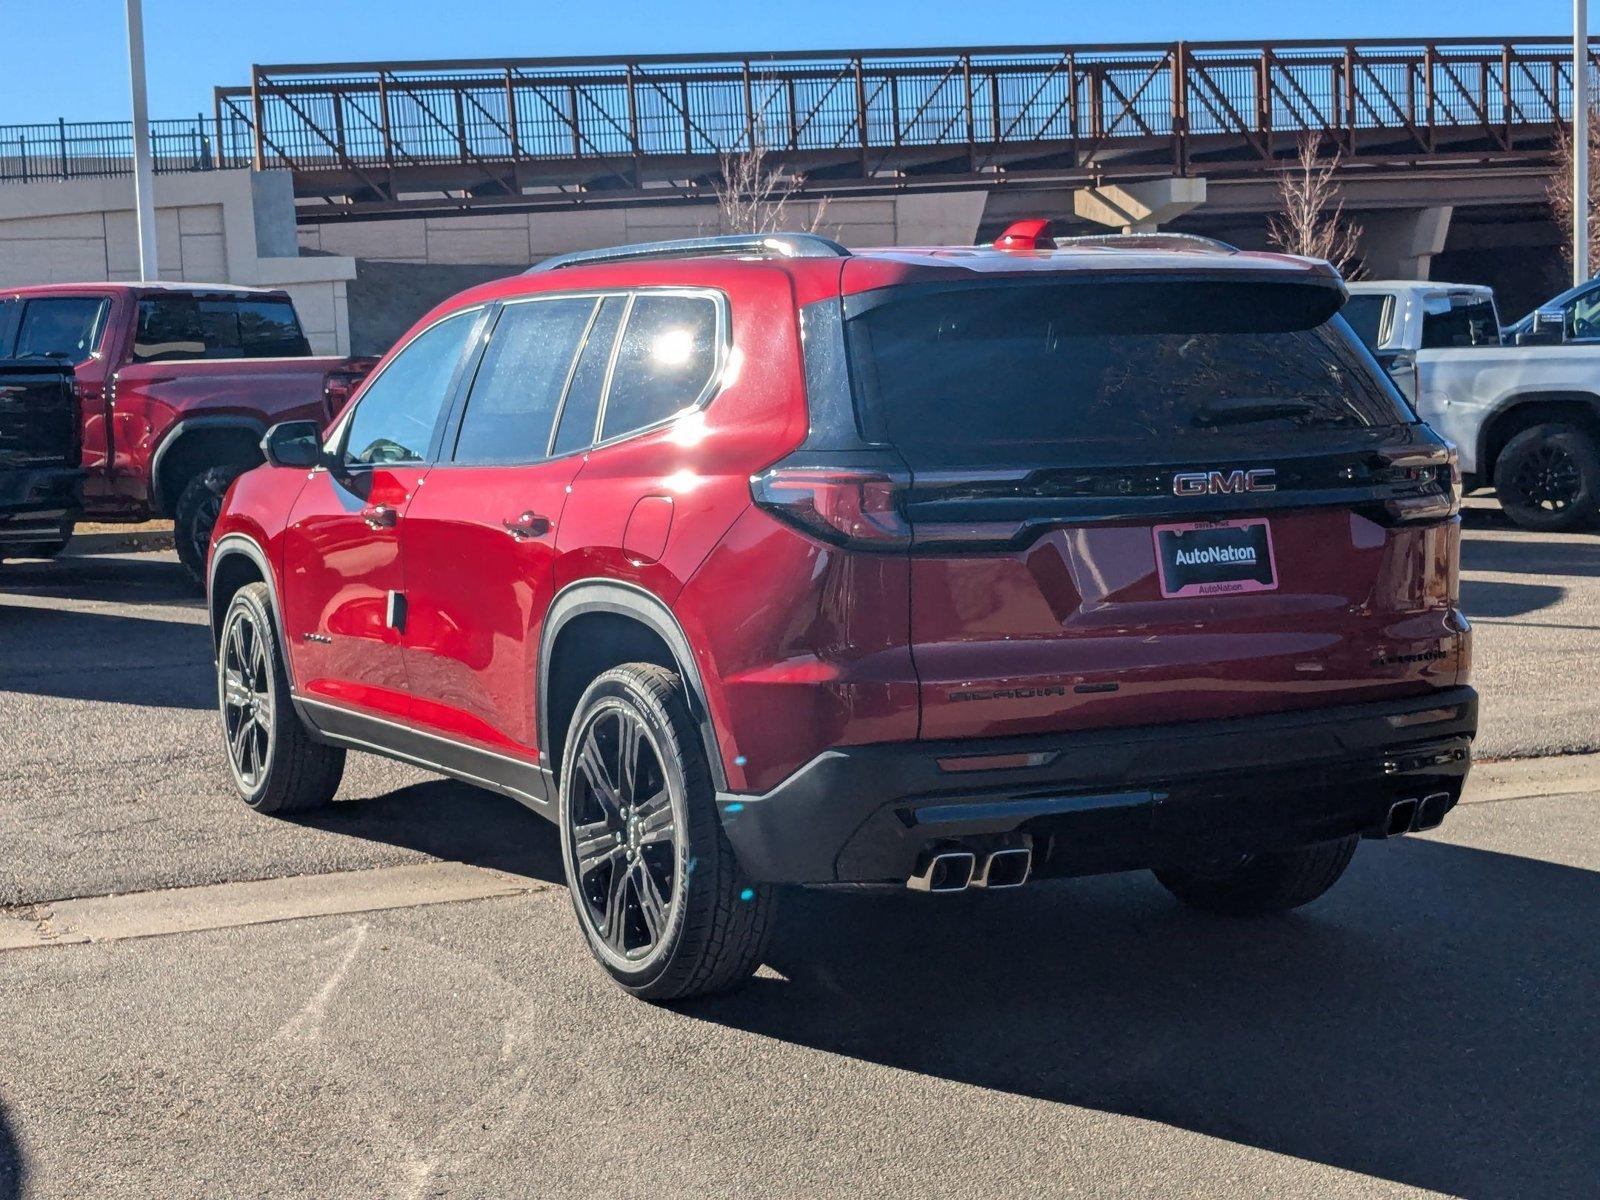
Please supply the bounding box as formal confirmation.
[208,535,295,686]
[539,582,726,791]
[151,418,266,515]
[1479,392,1600,478]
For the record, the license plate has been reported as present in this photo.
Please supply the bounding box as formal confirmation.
[1152,517,1278,598]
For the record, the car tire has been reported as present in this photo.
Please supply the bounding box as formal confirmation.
[558,663,775,1001]
[1493,423,1600,532]
[1152,836,1358,916]
[218,582,345,814]
[176,465,246,589]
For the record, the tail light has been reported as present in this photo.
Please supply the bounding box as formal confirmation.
[1376,443,1461,524]
[750,466,913,548]
[323,367,370,422]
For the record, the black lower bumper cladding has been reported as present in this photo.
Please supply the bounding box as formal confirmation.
[716,688,1478,885]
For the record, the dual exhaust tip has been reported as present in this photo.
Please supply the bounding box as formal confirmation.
[1381,791,1454,838]
[907,845,1031,893]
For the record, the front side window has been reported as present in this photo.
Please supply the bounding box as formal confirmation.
[132,295,310,362]
[342,310,479,466]
[14,297,110,361]
[599,294,719,442]
[1568,289,1600,340]
[453,297,596,465]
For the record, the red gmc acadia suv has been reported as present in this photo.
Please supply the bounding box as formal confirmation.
[207,227,1476,1001]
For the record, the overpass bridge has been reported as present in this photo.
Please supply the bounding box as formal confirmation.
[205,37,1592,222]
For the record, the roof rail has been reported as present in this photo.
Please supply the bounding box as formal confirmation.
[528,232,851,273]
[1054,232,1239,254]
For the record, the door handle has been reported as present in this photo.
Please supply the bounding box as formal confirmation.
[502,511,551,540]
[362,504,398,529]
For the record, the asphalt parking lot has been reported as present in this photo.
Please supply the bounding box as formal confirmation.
[1,502,1596,1198]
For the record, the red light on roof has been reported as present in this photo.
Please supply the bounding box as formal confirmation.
[994,218,1058,250]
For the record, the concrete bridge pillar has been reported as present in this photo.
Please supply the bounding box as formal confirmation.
[1358,206,1453,280]
[1073,177,1208,232]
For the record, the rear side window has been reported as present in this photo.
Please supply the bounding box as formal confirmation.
[600,294,719,442]
[453,297,595,465]
[551,296,626,457]
[14,297,110,362]
[132,295,310,361]
[0,298,18,354]
[343,310,478,466]
[1420,295,1499,348]
[1342,294,1392,352]
[845,280,1415,467]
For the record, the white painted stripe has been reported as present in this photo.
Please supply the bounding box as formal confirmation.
[0,863,547,952]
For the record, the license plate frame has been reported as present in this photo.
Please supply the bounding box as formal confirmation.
[1152,517,1279,599]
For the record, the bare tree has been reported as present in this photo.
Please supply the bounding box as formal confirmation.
[711,87,830,236]
[1547,104,1600,278]
[1267,133,1364,278]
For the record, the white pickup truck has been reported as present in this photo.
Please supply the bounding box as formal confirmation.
[1345,280,1600,531]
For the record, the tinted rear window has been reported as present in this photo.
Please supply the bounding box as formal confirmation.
[845,281,1414,465]
[1420,296,1499,348]
[133,295,310,361]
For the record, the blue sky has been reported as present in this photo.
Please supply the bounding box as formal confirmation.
[0,0,1577,124]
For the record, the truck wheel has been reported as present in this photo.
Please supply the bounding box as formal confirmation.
[1153,837,1358,916]
[175,466,245,589]
[1493,423,1600,532]
[218,582,345,813]
[558,663,775,1001]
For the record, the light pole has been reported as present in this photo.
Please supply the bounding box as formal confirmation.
[1577,0,1590,284]
[125,0,159,281]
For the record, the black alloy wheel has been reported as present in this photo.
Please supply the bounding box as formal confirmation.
[566,701,680,965]
[221,602,274,792]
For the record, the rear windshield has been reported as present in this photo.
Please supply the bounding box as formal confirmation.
[1420,295,1500,348]
[133,295,310,362]
[844,280,1414,465]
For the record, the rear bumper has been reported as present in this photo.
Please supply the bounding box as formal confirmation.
[716,687,1478,885]
[0,466,83,545]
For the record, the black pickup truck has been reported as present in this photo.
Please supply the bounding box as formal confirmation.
[0,360,84,562]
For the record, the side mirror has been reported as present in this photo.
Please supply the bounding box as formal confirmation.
[261,420,326,469]
[1529,306,1567,343]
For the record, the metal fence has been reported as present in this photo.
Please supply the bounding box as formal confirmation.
[6,38,1595,209]
[0,116,219,184]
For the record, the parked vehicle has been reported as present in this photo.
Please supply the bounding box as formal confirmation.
[208,227,1476,1001]
[0,283,375,583]
[1503,275,1600,344]
[1346,279,1600,531]
[0,358,84,561]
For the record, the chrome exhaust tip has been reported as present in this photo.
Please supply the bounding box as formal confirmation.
[907,850,977,893]
[972,847,1032,890]
[1413,791,1453,831]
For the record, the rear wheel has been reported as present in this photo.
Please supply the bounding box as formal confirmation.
[1493,423,1600,532]
[1153,836,1358,916]
[176,465,246,588]
[218,582,344,813]
[558,663,775,1001]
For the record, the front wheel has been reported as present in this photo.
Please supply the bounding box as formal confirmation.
[1493,423,1600,532]
[558,664,775,1001]
[1153,837,1358,916]
[218,582,345,813]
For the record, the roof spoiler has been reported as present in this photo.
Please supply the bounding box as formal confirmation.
[529,232,851,273]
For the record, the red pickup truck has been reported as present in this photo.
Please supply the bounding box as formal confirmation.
[0,282,374,583]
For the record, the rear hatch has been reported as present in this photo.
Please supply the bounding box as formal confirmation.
[0,360,79,471]
[765,269,1465,742]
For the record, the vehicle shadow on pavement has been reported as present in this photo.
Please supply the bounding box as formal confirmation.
[690,837,1597,1198]
[292,779,568,885]
[0,605,212,709]
[0,553,200,609]
[0,1096,21,1200]
[1460,578,1566,618]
